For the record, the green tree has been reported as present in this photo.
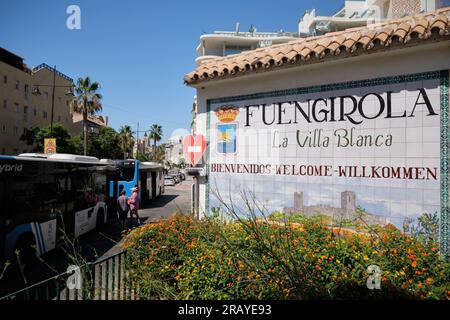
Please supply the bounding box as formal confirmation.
[87,127,122,159]
[20,124,79,154]
[20,126,39,145]
[135,151,149,162]
[118,125,134,159]
[70,77,103,155]
[148,145,165,163]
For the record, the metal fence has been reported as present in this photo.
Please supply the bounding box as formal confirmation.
[0,250,139,301]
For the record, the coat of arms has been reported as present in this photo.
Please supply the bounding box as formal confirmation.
[215,106,239,154]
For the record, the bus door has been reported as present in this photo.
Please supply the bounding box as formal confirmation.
[106,170,118,220]
[140,171,148,203]
[151,171,157,199]
[72,171,98,237]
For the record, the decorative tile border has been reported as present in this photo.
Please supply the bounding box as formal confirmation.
[440,70,449,257]
[205,70,449,256]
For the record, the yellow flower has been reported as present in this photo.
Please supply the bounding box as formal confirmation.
[363,255,369,261]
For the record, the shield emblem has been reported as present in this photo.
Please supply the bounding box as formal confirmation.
[217,123,237,154]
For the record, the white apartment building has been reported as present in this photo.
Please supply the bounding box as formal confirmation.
[299,0,449,37]
[195,24,298,66]
[164,135,185,165]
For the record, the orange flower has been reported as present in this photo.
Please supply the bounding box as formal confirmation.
[411,261,417,268]
[418,283,423,289]
[426,278,433,285]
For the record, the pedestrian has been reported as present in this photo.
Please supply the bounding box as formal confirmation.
[117,190,129,231]
[128,186,141,227]
[118,184,124,197]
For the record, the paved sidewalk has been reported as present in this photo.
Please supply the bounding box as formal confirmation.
[101,177,194,258]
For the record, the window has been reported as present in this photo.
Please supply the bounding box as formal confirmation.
[44,91,48,100]
[3,75,6,84]
[1,124,6,134]
[24,106,28,122]
[14,103,19,113]
[33,106,37,116]
[43,111,48,119]
[3,100,6,109]
[15,80,19,90]
[13,126,19,136]
[224,45,252,56]
[24,84,29,100]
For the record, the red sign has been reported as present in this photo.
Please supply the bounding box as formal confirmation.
[183,135,206,166]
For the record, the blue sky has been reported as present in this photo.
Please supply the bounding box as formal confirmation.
[0,0,342,142]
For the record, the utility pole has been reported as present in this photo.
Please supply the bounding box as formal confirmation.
[50,65,56,136]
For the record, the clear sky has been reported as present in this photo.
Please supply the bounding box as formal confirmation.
[0,0,342,141]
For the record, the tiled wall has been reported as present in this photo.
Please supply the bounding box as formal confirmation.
[207,72,444,229]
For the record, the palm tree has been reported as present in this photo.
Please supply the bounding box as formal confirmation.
[148,124,162,156]
[149,145,165,163]
[118,125,134,159]
[70,77,102,155]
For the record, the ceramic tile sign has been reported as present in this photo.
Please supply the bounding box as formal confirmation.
[206,72,448,233]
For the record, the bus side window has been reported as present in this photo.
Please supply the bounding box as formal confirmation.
[72,174,91,211]
[94,174,106,202]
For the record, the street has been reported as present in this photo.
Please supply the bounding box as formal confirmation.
[0,177,193,298]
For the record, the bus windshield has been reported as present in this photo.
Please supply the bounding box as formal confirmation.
[118,167,135,181]
[116,160,137,182]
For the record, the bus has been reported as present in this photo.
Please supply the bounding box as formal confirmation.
[112,160,164,203]
[0,153,118,263]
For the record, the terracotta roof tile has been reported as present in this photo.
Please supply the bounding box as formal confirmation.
[185,7,450,85]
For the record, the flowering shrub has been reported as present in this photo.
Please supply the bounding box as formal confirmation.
[123,215,450,300]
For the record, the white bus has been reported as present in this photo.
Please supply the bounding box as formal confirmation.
[0,153,117,263]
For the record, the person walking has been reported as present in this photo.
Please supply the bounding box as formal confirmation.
[117,190,129,231]
[128,186,141,227]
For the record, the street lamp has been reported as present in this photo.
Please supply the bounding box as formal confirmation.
[32,65,74,136]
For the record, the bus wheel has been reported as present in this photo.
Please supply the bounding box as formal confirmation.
[96,209,105,229]
[14,234,37,267]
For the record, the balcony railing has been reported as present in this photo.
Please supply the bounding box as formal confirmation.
[213,31,298,38]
